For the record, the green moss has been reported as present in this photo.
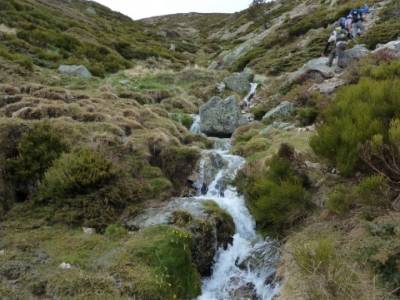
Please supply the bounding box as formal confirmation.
[110,226,201,299]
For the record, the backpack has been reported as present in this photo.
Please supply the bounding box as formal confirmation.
[339,17,347,29]
[351,9,362,22]
[358,5,370,14]
[336,28,348,42]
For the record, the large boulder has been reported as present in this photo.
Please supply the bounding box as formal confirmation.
[373,39,400,56]
[338,44,371,68]
[345,44,370,60]
[262,101,294,121]
[223,72,254,94]
[200,95,241,137]
[58,65,92,78]
[288,57,335,84]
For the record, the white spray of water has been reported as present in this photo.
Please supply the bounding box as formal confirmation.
[190,114,202,134]
[243,83,258,108]
[193,138,279,300]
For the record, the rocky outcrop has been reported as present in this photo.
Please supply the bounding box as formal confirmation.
[374,39,400,56]
[338,44,371,68]
[345,44,370,60]
[200,95,241,137]
[262,101,294,121]
[310,77,346,94]
[58,65,92,78]
[287,57,335,84]
[223,72,254,94]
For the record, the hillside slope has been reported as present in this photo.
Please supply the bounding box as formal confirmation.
[1,0,400,299]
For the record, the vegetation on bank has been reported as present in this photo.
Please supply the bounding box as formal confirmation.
[237,144,312,236]
[0,0,189,76]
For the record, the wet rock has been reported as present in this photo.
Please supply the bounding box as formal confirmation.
[58,65,92,78]
[200,95,241,137]
[223,72,254,94]
[188,220,216,276]
[239,113,255,126]
[230,279,258,300]
[0,261,30,280]
[262,101,294,121]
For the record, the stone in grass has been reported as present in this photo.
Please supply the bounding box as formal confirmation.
[58,65,92,78]
[59,262,72,270]
[262,101,294,121]
[82,227,95,235]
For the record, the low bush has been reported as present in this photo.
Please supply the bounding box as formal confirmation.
[311,77,400,176]
[155,146,200,191]
[37,148,114,200]
[169,112,193,129]
[105,224,128,240]
[354,175,391,207]
[326,185,353,215]
[241,149,312,235]
[297,107,318,126]
[292,233,365,299]
[6,122,68,199]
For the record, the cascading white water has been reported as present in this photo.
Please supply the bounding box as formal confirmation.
[190,114,202,134]
[243,83,258,108]
[193,137,280,300]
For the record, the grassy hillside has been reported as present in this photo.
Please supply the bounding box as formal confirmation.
[0,0,192,77]
[1,0,400,298]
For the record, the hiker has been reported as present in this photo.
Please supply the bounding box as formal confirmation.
[324,27,349,68]
[349,8,365,38]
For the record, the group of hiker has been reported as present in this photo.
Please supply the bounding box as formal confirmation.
[324,5,370,67]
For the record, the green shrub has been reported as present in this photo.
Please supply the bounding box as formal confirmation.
[105,224,128,240]
[112,226,201,299]
[355,175,390,207]
[169,112,193,129]
[326,185,353,215]
[298,107,318,126]
[243,154,311,235]
[293,236,336,275]
[6,122,68,191]
[156,146,200,191]
[38,148,114,200]
[311,78,400,175]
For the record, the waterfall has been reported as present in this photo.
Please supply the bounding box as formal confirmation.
[190,114,201,134]
[194,137,280,300]
[243,83,258,108]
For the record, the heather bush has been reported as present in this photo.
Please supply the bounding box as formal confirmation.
[6,122,68,199]
[311,78,400,175]
[241,150,312,235]
[326,185,353,215]
[37,148,114,200]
